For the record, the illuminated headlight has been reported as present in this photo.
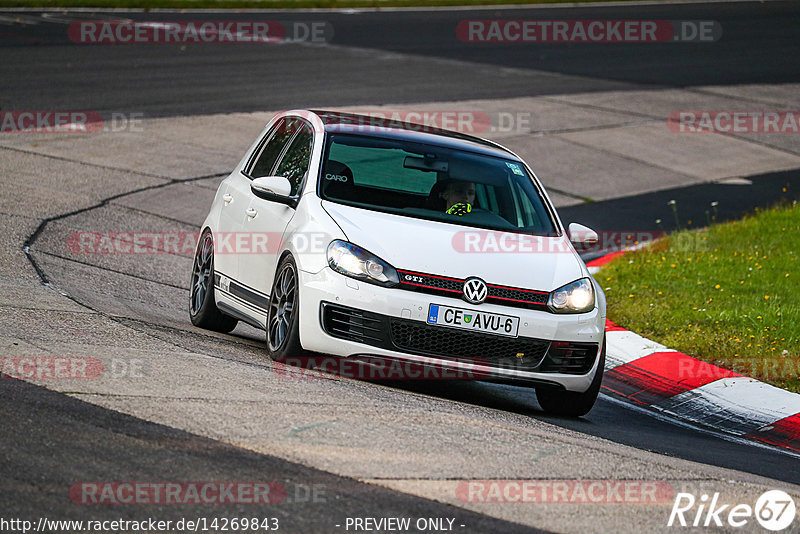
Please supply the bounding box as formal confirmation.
[548,278,595,314]
[327,240,399,287]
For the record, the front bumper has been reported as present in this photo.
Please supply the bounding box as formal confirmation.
[297,267,605,392]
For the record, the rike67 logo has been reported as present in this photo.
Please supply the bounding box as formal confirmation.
[668,490,796,531]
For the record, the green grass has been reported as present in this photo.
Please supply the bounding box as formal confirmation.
[601,201,800,393]
[0,0,647,8]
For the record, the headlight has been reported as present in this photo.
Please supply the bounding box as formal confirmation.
[327,240,399,287]
[548,278,595,313]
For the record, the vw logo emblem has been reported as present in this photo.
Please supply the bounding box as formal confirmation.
[463,277,488,304]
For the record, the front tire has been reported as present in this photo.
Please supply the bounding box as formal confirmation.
[189,230,238,333]
[536,336,605,417]
[266,255,306,359]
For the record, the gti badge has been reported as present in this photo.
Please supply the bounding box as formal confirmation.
[463,277,488,304]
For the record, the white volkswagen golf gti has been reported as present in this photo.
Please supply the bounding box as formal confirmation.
[190,110,606,416]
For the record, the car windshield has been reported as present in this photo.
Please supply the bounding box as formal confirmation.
[318,133,557,235]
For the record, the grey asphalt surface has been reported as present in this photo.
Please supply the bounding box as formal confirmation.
[0,378,546,533]
[1,2,799,116]
[2,2,800,532]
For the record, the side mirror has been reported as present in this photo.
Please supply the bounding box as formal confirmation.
[568,223,599,250]
[251,176,297,208]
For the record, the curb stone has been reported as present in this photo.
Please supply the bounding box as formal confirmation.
[586,254,800,453]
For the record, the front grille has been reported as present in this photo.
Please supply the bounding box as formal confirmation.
[390,319,549,370]
[396,269,549,311]
[487,284,549,306]
[397,270,462,292]
[320,303,596,375]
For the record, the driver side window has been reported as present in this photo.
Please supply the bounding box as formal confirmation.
[273,123,314,196]
[248,119,296,179]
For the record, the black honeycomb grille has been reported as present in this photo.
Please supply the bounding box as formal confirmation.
[390,319,549,369]
[487,285,549,305]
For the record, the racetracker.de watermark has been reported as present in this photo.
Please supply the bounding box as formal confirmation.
[67,230,664,256]
[1,357,103,379]
[677,357,800,382]
[451,230,665,254]
[456,20,721,43]
[66,231,329,255]
[68,230,666,256]
[312,109,534,134]
[668,111,800,133]
[1,357,148,379]
[69,482,287,504]
[68,20,333,44]
[274,356,492,380]
[457,480,675,503]
[0,111,144,134]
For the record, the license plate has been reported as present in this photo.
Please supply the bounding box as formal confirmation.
[427,304,519,338]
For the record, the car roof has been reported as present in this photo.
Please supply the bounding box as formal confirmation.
[306,110,519,160]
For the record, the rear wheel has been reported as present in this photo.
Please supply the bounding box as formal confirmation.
[266,255,306,359]
[536,336,605,417]
[189,230,238,333]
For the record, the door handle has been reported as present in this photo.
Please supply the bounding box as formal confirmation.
[246,208,258,218]
[222,193,233,204]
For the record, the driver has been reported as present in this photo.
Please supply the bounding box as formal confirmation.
[441,180,476,216]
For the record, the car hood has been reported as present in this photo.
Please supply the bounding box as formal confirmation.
[321,201,585,292]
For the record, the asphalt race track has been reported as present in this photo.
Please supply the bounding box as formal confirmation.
[2,2,800,533]
[1,2,799,115]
